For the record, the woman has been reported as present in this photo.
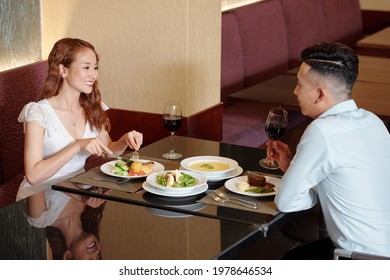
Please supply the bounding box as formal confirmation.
[17,37,142,214]
[28,182,107,260]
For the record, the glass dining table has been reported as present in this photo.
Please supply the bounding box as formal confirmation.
[0,136,291,260]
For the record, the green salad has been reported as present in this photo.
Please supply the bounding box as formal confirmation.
[156,170,197,188]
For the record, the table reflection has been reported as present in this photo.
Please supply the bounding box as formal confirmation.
[143,191,206,218]
[0,136,287,259]
[27,181,109,260]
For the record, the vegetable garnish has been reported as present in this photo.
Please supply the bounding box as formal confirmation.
[245,183,275,193]
[200,163,214,170]
[112,162,130,176]
[156,170,197,188]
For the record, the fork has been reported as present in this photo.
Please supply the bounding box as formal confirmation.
[132,150,139,160]
[210,193,258,209]
[214,189,258,208]
[90,176,130,184]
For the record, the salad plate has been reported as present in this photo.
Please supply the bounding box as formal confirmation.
[100,159,164,179]
[180,156,238,176]
[142,181,208,197]
[146,170,207,194]
[224,175,280,197]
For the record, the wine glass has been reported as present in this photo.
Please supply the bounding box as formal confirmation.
[162,102,183,159]
[259,107,288,170]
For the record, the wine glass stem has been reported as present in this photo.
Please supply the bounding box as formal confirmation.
[170,132,175,154]
[268,147,276,163]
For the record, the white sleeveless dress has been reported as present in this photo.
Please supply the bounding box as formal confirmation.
[17,99,108,226]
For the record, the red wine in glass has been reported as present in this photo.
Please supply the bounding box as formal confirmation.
[265,124,287,140]
[163,102,183,159]
[163,116,183,132]
[259,107,288,169]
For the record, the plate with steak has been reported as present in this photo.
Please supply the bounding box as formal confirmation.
[224,172,280,197]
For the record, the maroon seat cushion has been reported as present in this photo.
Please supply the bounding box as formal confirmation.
[0,173,24,208]
[223,101,307,148]
[221,12,245,106]
[281,0,327,68]
[323,0,363,47]
[232,0,289,88]
[0,61,48,185]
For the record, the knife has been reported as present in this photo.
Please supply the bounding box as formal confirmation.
[246,170,283,179]
[104,153,134,163]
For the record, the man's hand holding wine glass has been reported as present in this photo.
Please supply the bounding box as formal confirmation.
[259,107,288,170]
[266,140,292,172]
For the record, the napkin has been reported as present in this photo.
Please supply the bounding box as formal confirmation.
[67,166,142,193]
[199,187,279,216]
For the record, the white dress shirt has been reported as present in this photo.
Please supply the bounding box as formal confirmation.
[275,100,390,257]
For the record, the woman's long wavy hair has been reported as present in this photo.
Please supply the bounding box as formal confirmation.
[39,38,110,132]
[46,201,105,260]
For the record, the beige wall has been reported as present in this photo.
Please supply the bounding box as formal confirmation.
[41,0,221,117]
[221,0,260,11]
[359,0,390,11]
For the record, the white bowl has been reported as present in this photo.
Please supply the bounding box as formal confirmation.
[180,156,238,176]
[146,170,207,194]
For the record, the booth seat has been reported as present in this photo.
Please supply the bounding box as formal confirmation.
[0,61,106,207]
[221,0,363,147]
[0,61,48,207]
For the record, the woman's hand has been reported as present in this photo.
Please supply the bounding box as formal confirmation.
[77,137,113,156]
[84,188,112,208]
[121,130,143,151]
[266,140,292,172]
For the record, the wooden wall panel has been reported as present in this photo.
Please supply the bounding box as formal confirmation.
[107,103,223,147]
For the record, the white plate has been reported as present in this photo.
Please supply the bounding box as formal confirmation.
[100,159,164,179]
[147,203,206,218]
[224,175,280,197]
[142,181,208,197]
[205,166,243,182]
[146,170,207,194]
[180,156,238,176]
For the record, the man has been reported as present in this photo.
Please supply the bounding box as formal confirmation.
[267,42,390,259]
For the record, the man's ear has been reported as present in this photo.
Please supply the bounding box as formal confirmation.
[314,87,326,104]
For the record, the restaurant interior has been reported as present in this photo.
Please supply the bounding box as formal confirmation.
[0,0,389,260]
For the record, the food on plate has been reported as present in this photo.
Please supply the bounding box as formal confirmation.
[245,182,275,193]
[247,171,266,187]
[156,170,197,188]
[189,161,229,172]
[130,161,142,173]
[112,160,155,176]
[237,181,251,192]
[112,162,129,176]
[141,161,154,174]
[236,172,275,193]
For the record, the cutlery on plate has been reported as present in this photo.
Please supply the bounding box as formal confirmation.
[90,176,130,184]
[104,153,134,163]
[210,192,258,209]
[214,189,258,208]
[246,170,283,179]
[132,151,139,160]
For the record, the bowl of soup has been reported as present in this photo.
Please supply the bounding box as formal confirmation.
[180,156,238,177]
